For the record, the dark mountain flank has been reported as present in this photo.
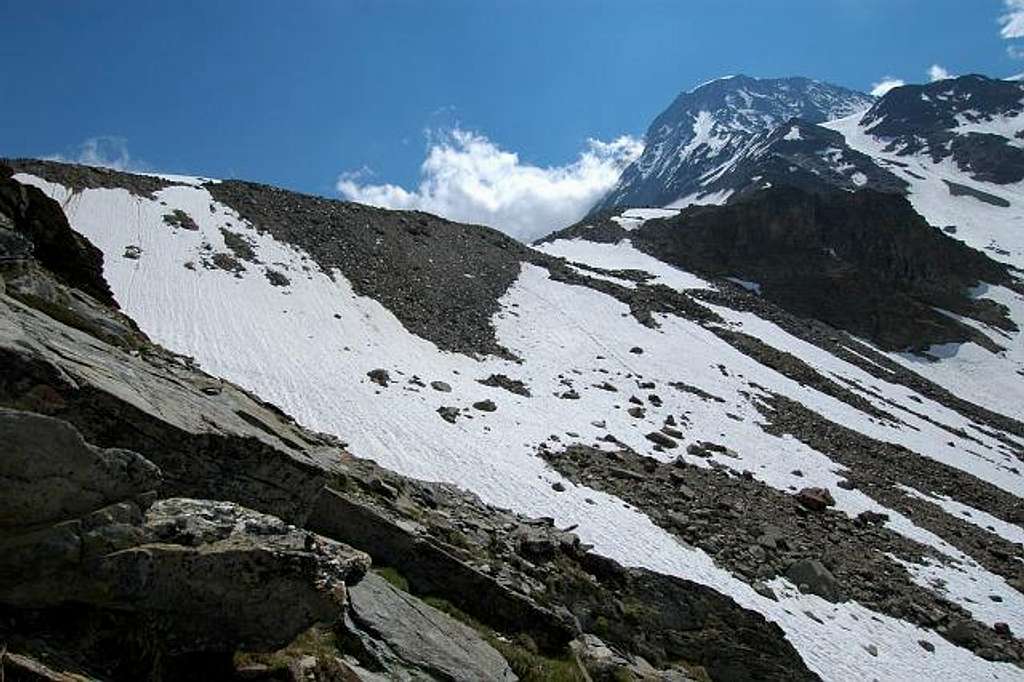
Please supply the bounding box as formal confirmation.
[630,187,1020,350]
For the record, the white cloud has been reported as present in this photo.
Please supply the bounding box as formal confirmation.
[869,77,905,97]
[46,136,140,171]
[1001,0,1024,39]
[927,64,953,81]
[337,129,643,242]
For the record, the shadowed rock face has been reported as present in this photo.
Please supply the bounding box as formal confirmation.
[0,407,370,676]
[632,186,1019,350]
[0,163,116,307]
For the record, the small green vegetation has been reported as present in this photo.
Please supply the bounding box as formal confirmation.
[374,566,410,592]
[233,626,337,672]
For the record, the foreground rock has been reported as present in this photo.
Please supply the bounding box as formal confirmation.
[0,408,369,678]
[342,573,516,681]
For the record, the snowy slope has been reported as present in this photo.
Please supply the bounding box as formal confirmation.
[16,170,1024,681]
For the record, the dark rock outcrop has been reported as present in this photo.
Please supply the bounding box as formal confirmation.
[633,186,1019,350]
[0,163,116,307]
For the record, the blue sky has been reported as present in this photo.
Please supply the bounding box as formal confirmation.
[1,1,1020,236]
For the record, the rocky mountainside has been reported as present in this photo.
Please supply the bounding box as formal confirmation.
[5,152,1024,682]
[0,165,811,680]
[593,75,874,210]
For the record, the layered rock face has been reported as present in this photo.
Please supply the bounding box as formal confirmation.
[0,408,368,663]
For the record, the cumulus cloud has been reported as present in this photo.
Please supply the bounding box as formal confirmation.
[337,129,643,242]
[869,77,905,97]
[46,136,140,171]
[927,64,953,81]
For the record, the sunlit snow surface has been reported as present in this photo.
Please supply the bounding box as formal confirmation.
[17,174,1024,682]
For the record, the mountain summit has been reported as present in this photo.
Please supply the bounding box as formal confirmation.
[593,75,874,210]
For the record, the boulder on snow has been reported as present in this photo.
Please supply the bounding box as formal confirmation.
[794,487,835,512]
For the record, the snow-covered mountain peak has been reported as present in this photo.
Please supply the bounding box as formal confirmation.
[594,76,873,210]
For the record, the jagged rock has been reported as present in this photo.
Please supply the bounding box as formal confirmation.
[785,559,840,602]
[308,488,580,653]
[478,373,531,397]
[342,573,517,681]
[628,406,646,419]
[437,406,460,423]
[855,510,890,527]
[573,633,700,681]
[793,487,835,512]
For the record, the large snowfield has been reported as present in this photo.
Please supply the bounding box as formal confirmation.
[17,172,1024,681]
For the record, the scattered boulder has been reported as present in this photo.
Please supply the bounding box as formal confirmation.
[367,368,391,387]
[478,374,531,397]
[794,487,835,512]
[785,559,841,602]
[855,510,890,527]
[431,380,453,392]
[264,268,290,287]
[646,431,678,449]
[473,399,497,412]
[629,346,644,354]
[661,426,684,439]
